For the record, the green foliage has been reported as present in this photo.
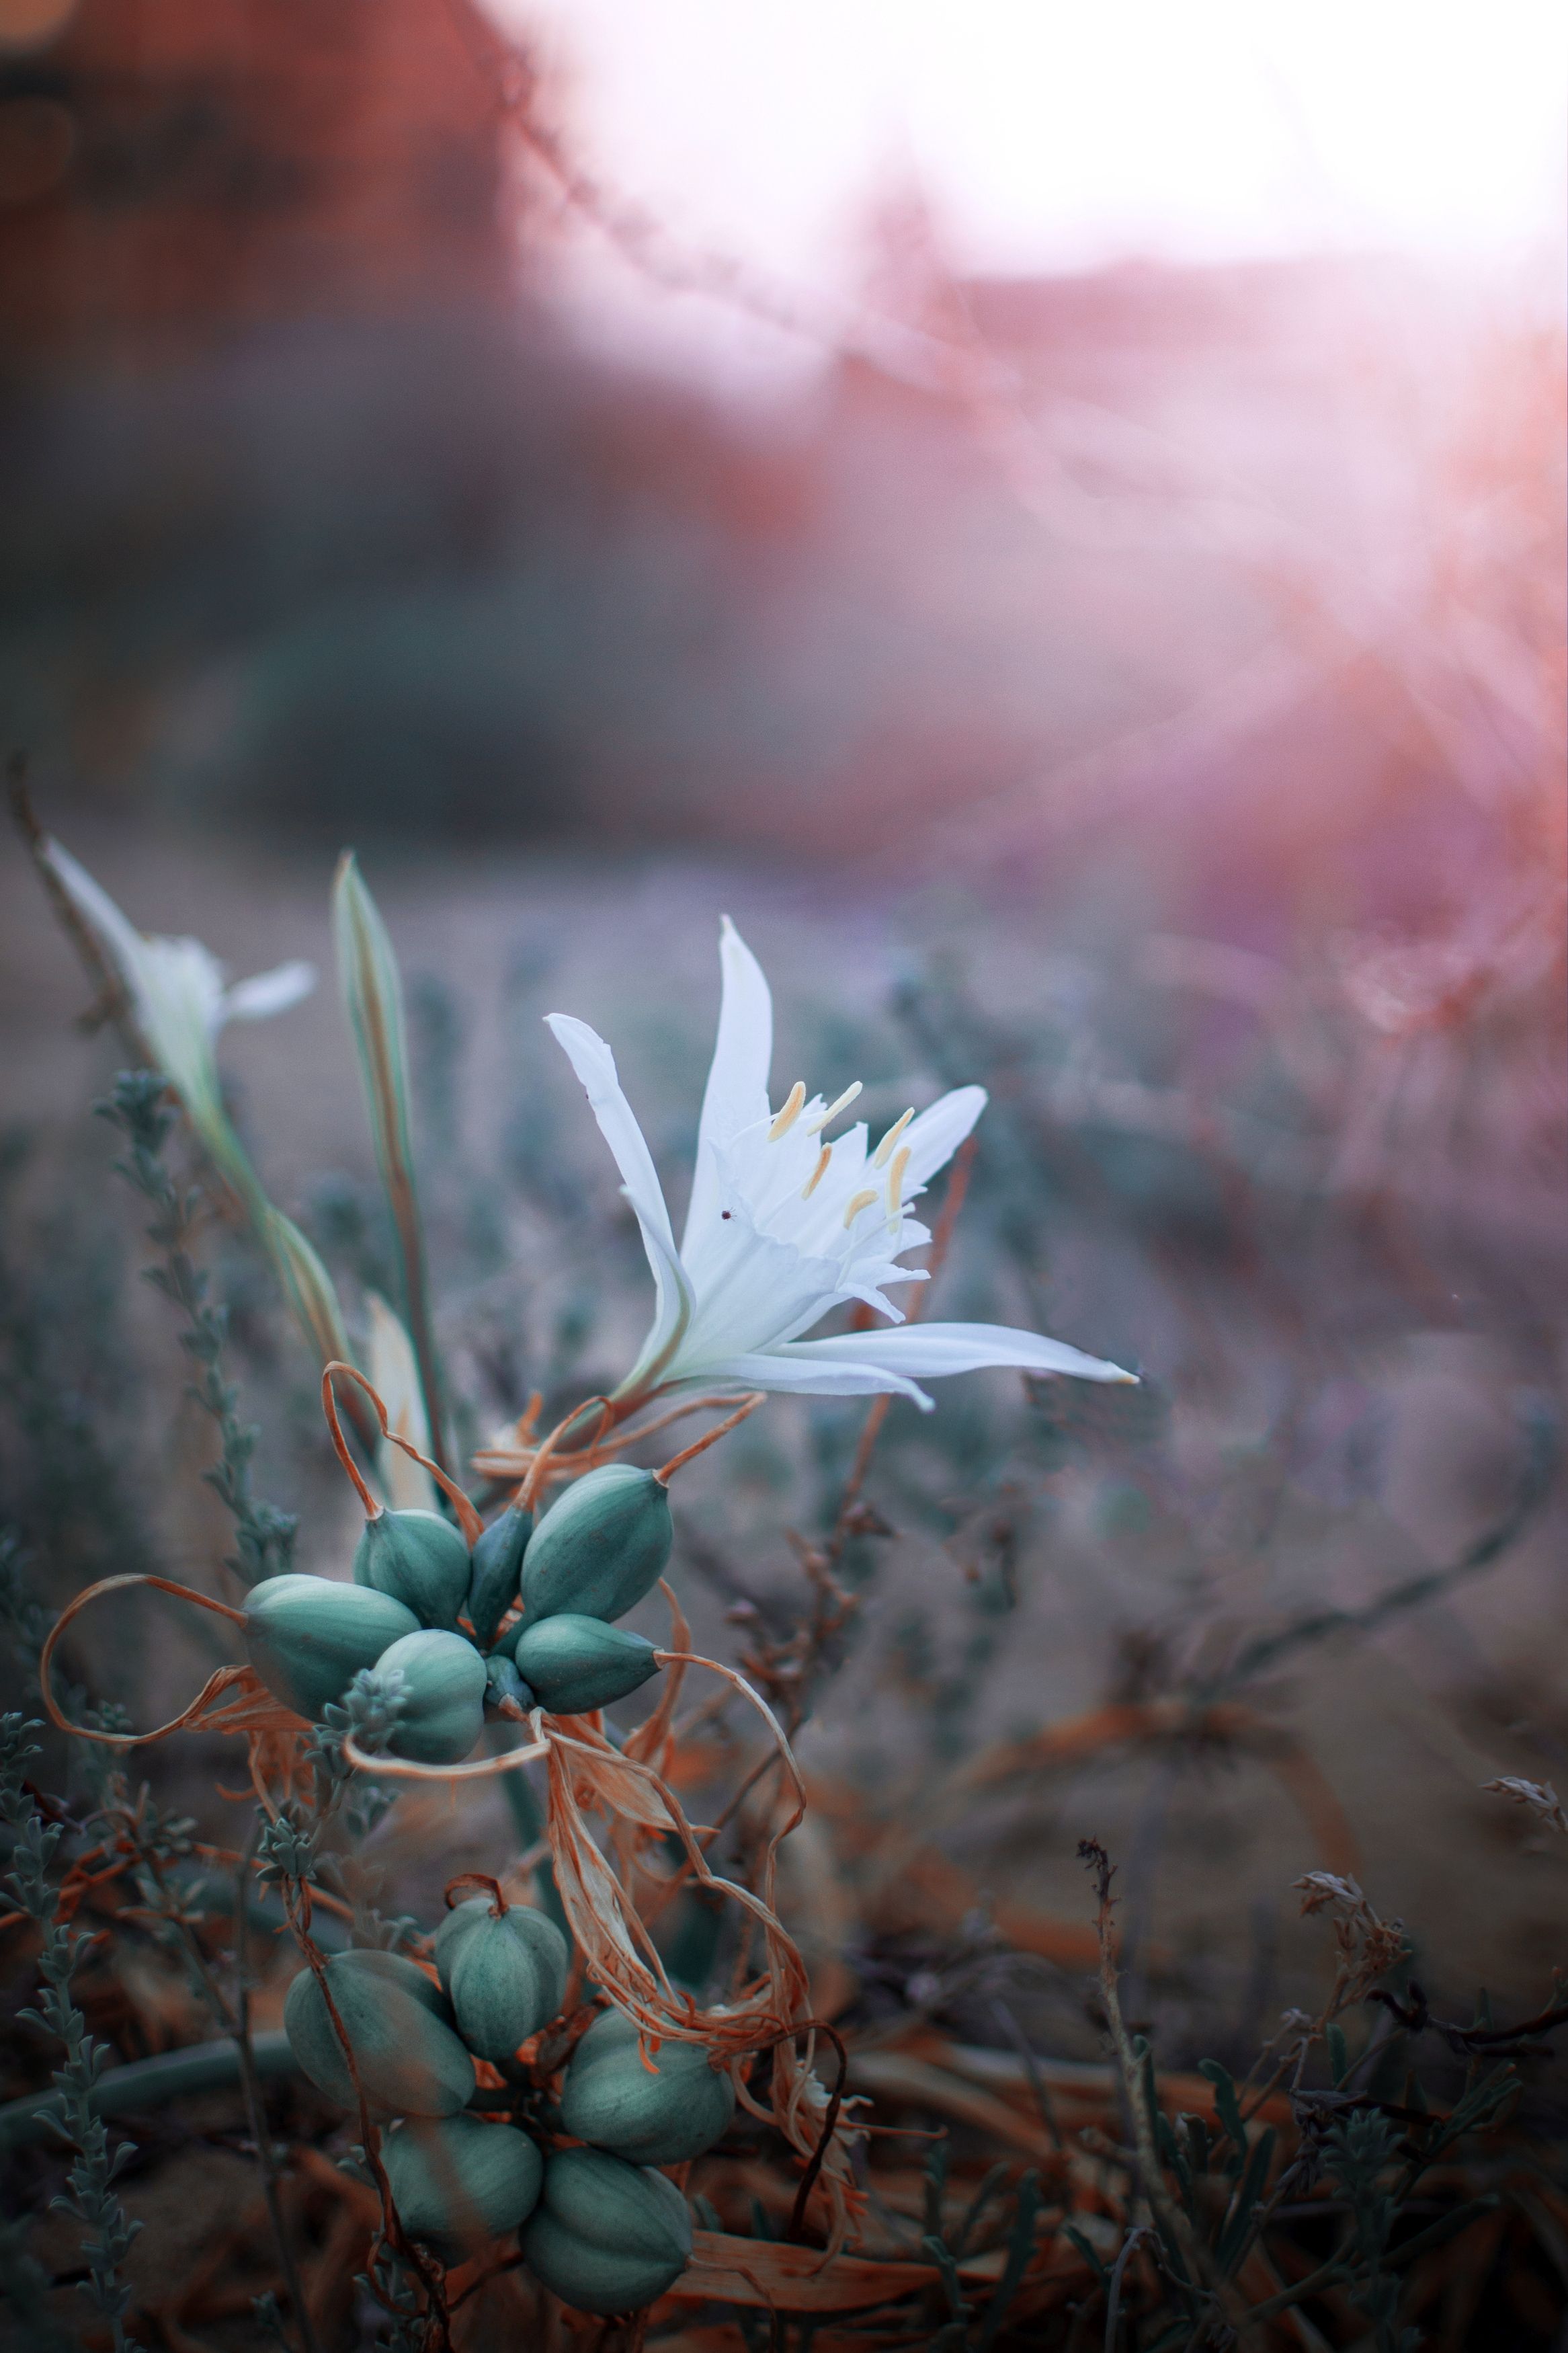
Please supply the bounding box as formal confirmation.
[913,2137,1045,2352]
[98,1070,296,1586]
[0,1714,142,2349]
[7,842,1565,2345]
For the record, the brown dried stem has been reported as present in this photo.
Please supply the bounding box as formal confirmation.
[323,1361,483,1545]
[9,762,132,1039]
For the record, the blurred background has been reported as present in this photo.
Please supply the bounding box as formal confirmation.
[2,0,1567,2116]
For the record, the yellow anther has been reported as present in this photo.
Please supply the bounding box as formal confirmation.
[842,1187,878,1228]
[767,1081,807,1142]
[872,1107,915,1169]
[807,1080,863,1136]
[801,1144,832,1199]
[884,1144,911,1221]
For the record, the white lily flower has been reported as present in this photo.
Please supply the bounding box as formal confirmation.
[40,840,315,1139]
[40,839,364,1397]
[546,918,1135,1411]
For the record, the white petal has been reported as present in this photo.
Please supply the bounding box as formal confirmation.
[138,935,230,1047]
[668,1187,844,1370]
[618,1209,700,1398]
[223,960,317,1023]
[899,1086,987,1193]
[775,1322,1137,1385]
[40,844,231,1072]
[40,840,153,990]
[545,1014,675,1249]
[544,1012,692,1386]
[683,916,774,1254]
[44,840,233,1114]
[695,1350,935,1410]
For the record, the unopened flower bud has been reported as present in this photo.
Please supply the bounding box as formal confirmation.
[283,1948,474,2114]
[243,1574,418,1721]
[354,1507,470,1631]
[374,1629,487,1763]
[436,1897,569,2060]
[560,2009,733,2163]
[382,2114,543,2260]
[512,1613,661,1717]
[467,1503,531,1648]
[518,1464,671,1630]
[522,2147,692,2316]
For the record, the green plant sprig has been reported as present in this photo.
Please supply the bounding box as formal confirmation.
[0,1712,142,2350]
[99,1777,324,2353]
[97,1070,296,1589]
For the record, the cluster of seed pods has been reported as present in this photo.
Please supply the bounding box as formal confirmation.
[246,1466,734,2311]
[284,1898,734,2310]
[241,1460,674,1760]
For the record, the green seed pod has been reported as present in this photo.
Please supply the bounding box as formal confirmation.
[433,1898,569,2060]
[283,1949,474,2116]
[521,2147,692,2316]
[354,1507,471,1630]
[375,1630,487,1764]
[519,1464,671,1629]
[467,1503,532,1649]
[243,1575,419,1721]
[559,2009,735,2163]
[483,1652,534,1716]
[382,2114,544,2260]
[513,1613,660,1718]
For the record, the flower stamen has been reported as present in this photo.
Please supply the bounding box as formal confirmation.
[842,1187,878,1228]
[768,1082,807,1142]
[872,1107,914,1168]
[806,1080,863,1136]
[884,1144,911,1227]
[802,1144,832,1200]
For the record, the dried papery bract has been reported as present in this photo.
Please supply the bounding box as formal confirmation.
[541,1656,866,2247]
[471,1386,753,1487]
[1292,1871,1410,2003]
[39,1574,306,1755]
[35,1572,319,1829]
[321,1361,483,1548]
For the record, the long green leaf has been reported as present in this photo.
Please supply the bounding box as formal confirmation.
[332,852,448,1472]
[263,1206,351,1373]
[263,1206,379,1455]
